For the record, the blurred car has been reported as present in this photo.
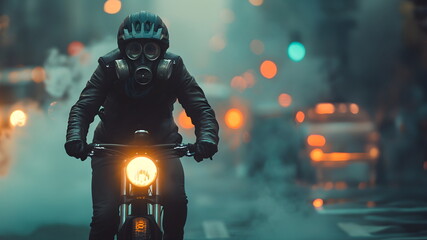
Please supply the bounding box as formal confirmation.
[295,102,380,184]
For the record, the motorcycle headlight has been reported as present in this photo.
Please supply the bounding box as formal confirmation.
[126,156,158,188]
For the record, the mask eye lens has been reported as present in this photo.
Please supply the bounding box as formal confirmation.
[143,42,161,61]
[125,42,142,60]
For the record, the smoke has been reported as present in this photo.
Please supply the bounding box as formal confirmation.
[212,0,403,238]
[0,0,407,237]
[44,38,116,100]
[0,108,91,234]
[0,38,116,234]
[0,0,230,235]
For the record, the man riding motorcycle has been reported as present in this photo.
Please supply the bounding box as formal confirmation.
[64,11,219,240]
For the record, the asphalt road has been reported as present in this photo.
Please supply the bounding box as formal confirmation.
[1,160,427,240]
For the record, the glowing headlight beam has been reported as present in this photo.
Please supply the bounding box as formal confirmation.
[126,156,158,188]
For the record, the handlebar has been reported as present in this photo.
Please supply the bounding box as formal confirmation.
[87,143,196,158]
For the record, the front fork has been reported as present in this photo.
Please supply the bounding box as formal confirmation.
[153,175,162,227]
[119,166,128,229]
[119,165,162,230]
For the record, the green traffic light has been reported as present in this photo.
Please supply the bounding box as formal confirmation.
[288,42,306,62]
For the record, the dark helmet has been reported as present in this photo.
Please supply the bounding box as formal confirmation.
[117,11,169,52]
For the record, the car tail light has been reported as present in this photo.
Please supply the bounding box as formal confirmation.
[315,103,335,114]
[307,135,326,147]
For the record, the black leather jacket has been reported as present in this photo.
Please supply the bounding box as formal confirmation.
[66,49,219,145]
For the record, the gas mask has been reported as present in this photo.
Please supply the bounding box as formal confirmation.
[114,41,173,97]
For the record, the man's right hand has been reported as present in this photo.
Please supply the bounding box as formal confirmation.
[65,140,89,161]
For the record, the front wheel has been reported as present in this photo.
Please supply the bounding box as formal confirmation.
[132,217,151,240]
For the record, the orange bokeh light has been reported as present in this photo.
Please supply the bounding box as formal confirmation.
[310,149,323,161]
[278,93,292,107]
[230,76,247,91]
[307,135,326,147]
[335,182,347,190]
[366,201,376,208]
[67,41,84,56]
[178,110,194,129]
[209,34,226,51]
[249,0,264,6]
[310,149,377,162]
[369,147,380,158]
[350,103,360,114]
[315,103,335,114]
[260,60,277,79]
[242,71,256,87]
[313,198,324,208]
[225,108,244,129]
[324,182,334,190]
[104,0,121,14]
[31,67,46,83]
[295,111,305,123]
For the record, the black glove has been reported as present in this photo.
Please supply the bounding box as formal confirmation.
[64,140,89,161]
[194,141,218,162]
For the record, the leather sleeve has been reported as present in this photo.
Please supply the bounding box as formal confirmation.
[176,57,220,145]
[66,65,109,143]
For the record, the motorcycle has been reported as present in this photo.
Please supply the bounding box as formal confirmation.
[87,130,195,240]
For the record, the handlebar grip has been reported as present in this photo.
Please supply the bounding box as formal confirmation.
[87,143,95,151]
[85,143,96,158]
[186,143,196,154]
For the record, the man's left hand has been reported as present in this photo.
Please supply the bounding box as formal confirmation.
[194,141,218,162]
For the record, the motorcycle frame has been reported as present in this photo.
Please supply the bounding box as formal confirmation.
[89,142,194,238]
[119,155,163,231]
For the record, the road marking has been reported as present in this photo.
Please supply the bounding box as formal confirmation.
[383,237,427,240]
[316,207,427,215]
[338,222,391,237]
[203,220,230,239]
[366,215,427,225]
